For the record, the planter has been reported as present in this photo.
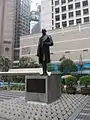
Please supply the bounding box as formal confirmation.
[66,86,76,94]
[81,87,90,95]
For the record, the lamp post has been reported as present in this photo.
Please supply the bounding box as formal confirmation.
[79,54,83,75]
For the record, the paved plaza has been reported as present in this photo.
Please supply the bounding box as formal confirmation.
[75,99,90,120]
[0,91,89,120]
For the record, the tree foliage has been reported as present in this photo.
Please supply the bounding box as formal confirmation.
[59,58,78,74]
[79,75,90,88]
[47,63,55,72]
[19,57,40,68]
[65,75,77,87]
[0,56,11,72]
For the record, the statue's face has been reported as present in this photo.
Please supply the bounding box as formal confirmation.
[42,29,46,35]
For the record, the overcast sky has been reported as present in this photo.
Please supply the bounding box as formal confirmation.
[31,0,41,10]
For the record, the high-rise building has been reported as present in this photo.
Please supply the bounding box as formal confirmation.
[0,0,15,60]
[30,9,41,34]
[41,0,90,30]
[14,0,30,61]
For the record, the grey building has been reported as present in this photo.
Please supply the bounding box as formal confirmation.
[14,0,30,61]
[0,0,15,60]
[30,9,41,34]
[31,22,41,34]
[20,23,90,63]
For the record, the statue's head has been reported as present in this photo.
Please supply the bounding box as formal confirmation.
[42,29,47,35]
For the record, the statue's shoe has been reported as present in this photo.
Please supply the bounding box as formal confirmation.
[40,72,48,76]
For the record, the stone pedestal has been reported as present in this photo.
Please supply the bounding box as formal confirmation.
[25,72,61,104]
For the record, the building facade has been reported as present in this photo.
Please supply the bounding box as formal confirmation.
[14,0,30,61]
[41,0,90,30]
[0,0,15,60]
[20,23,90,63]
[30,5,41,34]
[30,10,41,34]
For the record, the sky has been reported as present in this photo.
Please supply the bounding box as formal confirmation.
[31,0,41,11]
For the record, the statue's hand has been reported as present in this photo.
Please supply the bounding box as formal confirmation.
[36,53,39,56]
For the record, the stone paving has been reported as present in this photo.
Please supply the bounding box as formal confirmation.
[0,91,24,102]
[74,98,90,120]
[0,91,89,120]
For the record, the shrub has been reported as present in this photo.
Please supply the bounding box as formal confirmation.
[59,58,78,74]
[79,75,90,88]
[47,63,55,72]
[65,75,77,87]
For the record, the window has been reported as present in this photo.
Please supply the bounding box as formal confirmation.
[5,47,9,52]
[62,14,66,20]
[62,21,67,27]
[55,0,59,6]
[83,0,88,7]
[75,2,80,9]
[69,12,74,18]
[68,4,73,10]
[55,8,59,14]
[76,10,81,16]
[4,41,11,44]
[84,17,89,23]
[22,47,30,55]
[69,20,74,25]
[61,0,66,4]
[52,13,54,18]
[52,27,54,30]
[55,23,60,28]
[83,9,89,15]
[52,20,54,25]
[68,0,73,2]
[14,50,19,60]
[62,6,66,12]
[52,7,53,12]
[52,0,53,5]
[76,18,81,24]
[55,15,60,21]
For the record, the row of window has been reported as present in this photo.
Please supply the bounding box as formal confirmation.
[54,9,89,21]
[53,0,88,7]
[54,17,89,28]
[55,5,89,14]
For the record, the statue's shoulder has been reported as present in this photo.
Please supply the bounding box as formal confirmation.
[39,36,43,40]
[47,35,52,39]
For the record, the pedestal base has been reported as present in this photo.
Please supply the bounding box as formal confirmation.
[25,72,61,104]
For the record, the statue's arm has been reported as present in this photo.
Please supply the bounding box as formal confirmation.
[45,35,53,46]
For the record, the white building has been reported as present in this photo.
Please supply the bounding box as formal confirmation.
[41,0,90,30]
[20,23,90,63]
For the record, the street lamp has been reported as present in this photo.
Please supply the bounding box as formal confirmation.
[79,54,83,74]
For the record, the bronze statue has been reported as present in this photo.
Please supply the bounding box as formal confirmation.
[37,29,53,75]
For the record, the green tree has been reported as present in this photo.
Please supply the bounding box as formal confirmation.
[79,75,90,88]
[47,63,55,72]
[0,56,11,72]
[59,58,78,74]
[19,57,40,68]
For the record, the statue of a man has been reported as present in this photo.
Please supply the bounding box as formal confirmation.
[37,29,53,75]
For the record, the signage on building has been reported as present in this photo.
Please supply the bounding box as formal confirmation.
[22,47,30,55]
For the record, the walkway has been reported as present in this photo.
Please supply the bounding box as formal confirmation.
[0,91,24,102]
[75,98,90,120]
[0,91,89,120]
